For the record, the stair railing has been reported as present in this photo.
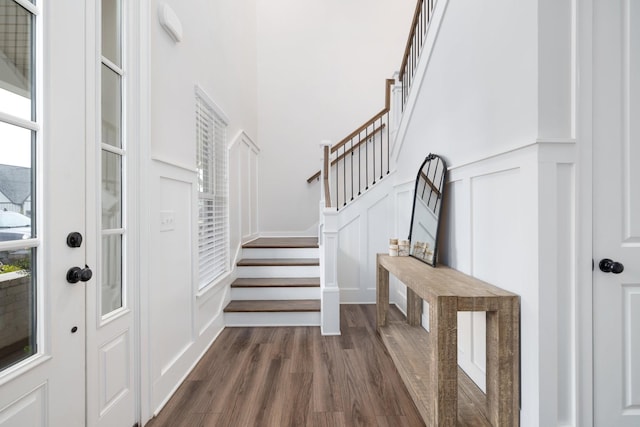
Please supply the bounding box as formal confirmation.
[399,0,437,110]
[309,78,394,211]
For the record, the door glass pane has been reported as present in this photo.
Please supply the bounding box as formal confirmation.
[0,0,33,121]
[0,122,33,237]
[0,248,35,369]
[101,0,121,67]
[101,64,121,148]
[101,234,122,314]
[101,151,121,229]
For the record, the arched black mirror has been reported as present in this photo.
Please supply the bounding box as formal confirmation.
[408,154,447,266]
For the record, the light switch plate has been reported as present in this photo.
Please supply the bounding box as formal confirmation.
[160,210,175,232]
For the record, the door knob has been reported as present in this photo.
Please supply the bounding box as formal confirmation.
[599,258,624,274]
[66,265,93,283]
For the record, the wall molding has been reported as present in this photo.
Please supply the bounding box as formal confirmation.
[228,129,260,152]
[151,155,197,173]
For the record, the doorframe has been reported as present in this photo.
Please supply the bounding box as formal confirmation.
[135,0,152,424]
[576,0,594,425]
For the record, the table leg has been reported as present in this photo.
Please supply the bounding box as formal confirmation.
[406,288,422,326]
[376,260,389,330]
[486,296,520,426]
[430,296,458,427]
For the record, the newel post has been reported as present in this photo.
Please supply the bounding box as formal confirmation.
[319,140,340,335]
[391,71,403,138]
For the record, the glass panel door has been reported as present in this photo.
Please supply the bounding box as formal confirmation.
[100,0,124,316]
[0,0,37,372]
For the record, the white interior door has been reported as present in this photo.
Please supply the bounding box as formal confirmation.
[593,0,640,426]
[0,1,86,425]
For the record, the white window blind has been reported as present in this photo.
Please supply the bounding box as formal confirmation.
[196,90,228,288]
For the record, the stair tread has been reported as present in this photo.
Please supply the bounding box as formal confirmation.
[237,258,319,267]
[224,299,321,313]
[231,277,320,288]
[243,237,319,249]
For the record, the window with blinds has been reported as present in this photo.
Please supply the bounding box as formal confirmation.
[195,88,228,288]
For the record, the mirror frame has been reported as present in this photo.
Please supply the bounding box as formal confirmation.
[407,153,447,267]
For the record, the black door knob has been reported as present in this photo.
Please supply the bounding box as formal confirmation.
[66,266,93,283]
[599,258,624,274]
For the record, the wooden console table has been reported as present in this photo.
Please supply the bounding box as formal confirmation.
[376,254,520,426]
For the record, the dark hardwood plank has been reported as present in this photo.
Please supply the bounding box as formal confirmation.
[243,237,319,249]
[237,258,319,267]
[231,277,320,288]
[223,299,321,313]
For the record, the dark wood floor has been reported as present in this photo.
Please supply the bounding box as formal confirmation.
[242,237,319,249]
[145,305,489,427]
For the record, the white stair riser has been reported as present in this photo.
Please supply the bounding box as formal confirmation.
[237,265,319,278]
[241,248,319,259]
[230,287,320,300]
[224,311,321,327]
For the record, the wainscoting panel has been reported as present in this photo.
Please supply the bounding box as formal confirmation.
[149,159,230,414]
[238,132,260,243]
[337,215,362,301]
[389,182,413,312]
[337,177,394,303]
[156,175,195,373]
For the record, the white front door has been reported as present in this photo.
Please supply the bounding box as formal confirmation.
[0,1,137,426]
[0,0,87,425]
[592,0,640,426]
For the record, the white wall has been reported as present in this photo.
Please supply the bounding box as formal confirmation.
[334,0,579,425]
[256,0,416,234]
[145,0,259,420]
[394,0,538,182]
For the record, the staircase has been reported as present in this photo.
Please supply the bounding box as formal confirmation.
[223,237,321,327]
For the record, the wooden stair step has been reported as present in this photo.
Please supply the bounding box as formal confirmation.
[237,258,319,267]
[242,237,319,249]
[224,300,321,313]
[231,277,320,288]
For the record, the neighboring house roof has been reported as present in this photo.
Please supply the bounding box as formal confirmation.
[0,165,31,205]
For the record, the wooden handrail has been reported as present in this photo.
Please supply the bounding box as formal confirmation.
[331,108,388,154]
[399,0,425,82]
[307,170,321,183]
[332,124,386,165]
[331,79,394,154]
[307,124,387,183]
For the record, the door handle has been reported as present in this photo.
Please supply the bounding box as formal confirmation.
[66,265,93,283]
[598,258,624,274]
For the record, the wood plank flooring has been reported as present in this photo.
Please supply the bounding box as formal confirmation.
[231,277,320,288]
[224,300,321,313]
[243,237,319,249]
[237,258,320,267]
[145,304,490,427]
